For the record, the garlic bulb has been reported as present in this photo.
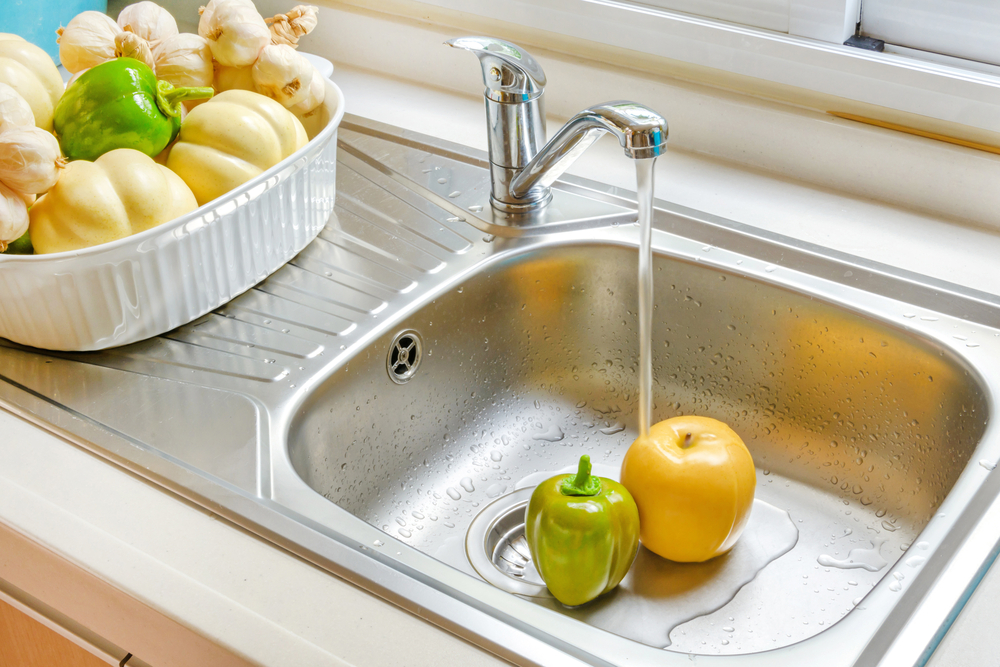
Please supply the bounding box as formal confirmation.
[154,33,214,88]
[266,5,319,49]
[0,82,34,130]
[197,0,255,26]
[57,11,122,74]
[291,66,325,116]
[114,30,156,71]
[0,126,65,195]
[117,1,178,46]
[66,68,89,90]
[199,0,269,68]
[0,181,28,250]
[251,44,312,107]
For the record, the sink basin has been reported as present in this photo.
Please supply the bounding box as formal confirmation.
[286,238,987,657]
[3,115,1000,666]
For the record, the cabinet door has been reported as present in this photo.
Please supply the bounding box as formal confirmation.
[0,599,112,667]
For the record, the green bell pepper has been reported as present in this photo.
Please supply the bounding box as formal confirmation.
[525,454,640,606]
[53,58,213,162]
[1,229,33,254]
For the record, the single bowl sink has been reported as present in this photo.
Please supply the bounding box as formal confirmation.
[4,116,1000,667]
[287,239,988,657]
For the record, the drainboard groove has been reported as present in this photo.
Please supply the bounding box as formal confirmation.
[328,207,445,275]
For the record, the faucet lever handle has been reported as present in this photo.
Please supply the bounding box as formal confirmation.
[446,36,546,103]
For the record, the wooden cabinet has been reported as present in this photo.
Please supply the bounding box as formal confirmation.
[0,599,111,667]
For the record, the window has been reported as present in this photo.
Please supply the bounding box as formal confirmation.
[413,0,1000,137]
[861,0,1000,68]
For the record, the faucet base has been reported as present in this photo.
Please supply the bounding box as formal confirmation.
[490,192,552,214]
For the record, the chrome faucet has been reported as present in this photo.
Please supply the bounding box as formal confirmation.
[446,36,668,215]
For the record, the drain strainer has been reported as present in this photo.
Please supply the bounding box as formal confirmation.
[386,330,422,384]
[466,486,551,598]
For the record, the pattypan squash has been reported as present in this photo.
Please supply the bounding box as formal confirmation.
[0,34,64,131]
[166,89,307,205]
[621,416,756,563]
[29,148,197,254]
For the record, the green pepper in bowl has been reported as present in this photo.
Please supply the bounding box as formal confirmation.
[53,58,213,162]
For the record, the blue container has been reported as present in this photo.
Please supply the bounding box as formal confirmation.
[0,0,110,65]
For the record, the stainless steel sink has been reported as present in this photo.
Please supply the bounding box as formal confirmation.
[3,115,1000,667]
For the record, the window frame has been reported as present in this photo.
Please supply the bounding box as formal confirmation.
[411,0,1000,135]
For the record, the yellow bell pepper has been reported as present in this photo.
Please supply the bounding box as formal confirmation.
[166,89,307,206]
[29,148,197,254]
[0,34,64,131]
[620,416,756,563]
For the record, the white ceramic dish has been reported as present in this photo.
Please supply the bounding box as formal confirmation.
[0,80,345,352]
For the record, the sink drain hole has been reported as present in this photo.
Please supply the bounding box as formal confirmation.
[387,330,422,384]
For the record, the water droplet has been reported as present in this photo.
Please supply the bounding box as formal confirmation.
[395,517,406,527]
[448,190,461,198]
[903,313,916,318]
[447,487,462,500]
[486,483,507,498]
[446,216,464,222]
[437,177,448,184]
[600,422,626,435]
[764,264,777,273]
[412,511,425,520]
[490,450,503,462]
[373,540,383,547]
[817,540,887,572]
[460,477,476,493]
[906,555,926,568]
[483,234,496,243]
[723,626,735,633]
[980,459,996,471]
[469,204,484,212]
[531,425,565,442]
[398,528,412,538]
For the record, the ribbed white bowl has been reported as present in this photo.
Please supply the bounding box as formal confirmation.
[0,81,345,352]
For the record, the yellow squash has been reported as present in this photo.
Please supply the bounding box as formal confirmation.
[0,34,64,131]
[620,416,756,563]
[166,89,307,205]
[29,148,197,254]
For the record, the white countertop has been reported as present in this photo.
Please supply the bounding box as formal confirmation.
[4,7,1000,664]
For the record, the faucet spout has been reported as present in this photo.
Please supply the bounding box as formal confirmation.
[509,101,668,202]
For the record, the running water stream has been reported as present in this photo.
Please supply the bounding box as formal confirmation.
[636,158,657,438]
